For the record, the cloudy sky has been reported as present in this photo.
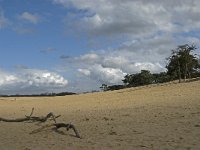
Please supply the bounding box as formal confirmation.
[0,0,200,94]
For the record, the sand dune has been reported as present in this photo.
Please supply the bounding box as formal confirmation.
[0,80,200,150]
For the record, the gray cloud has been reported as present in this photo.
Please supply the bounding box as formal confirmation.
[62,34,200,86]
[54,0,200,90]
[67,43,167,85]
[55,0,200,38]
[3,0,200,93]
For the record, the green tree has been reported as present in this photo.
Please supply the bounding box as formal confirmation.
[122,70,154,87]
[122,74,134,86]
[166,44,200,82]
[152,72,171,83]
[100,84,108,91]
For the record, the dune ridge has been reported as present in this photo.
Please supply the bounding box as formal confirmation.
[0,80,200,150]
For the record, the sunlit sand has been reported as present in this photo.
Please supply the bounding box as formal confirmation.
[0,80,200,150]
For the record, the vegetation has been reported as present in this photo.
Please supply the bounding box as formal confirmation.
[122,70,154,87]
[0,91,76,97]
[100,44,200,91]
[100,84,124,91]
[166,44,200,82]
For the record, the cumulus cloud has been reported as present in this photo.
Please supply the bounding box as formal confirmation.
[55,0,200,89]
[61,32,200,86]
[0,71,18,86]
[54,0,200,38]
[0,69,68,95]
[78,64,126,84]
[77,53,101,64]
[66,39,168,85]
[18,12,40,24]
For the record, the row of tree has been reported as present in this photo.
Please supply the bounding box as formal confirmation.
[100,44,200,91]
[0,92,76,97]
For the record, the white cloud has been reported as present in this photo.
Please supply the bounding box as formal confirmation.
[133,62,165,73]
[70,43,167,85]
[18,12,39,24]
[78,53,101,63]
[0,71,18,86]
[0,69,68,95]
[90,64,126,84]
[78,64,126,84]
[78,69,91,76]
[71,34,172,72]
[60,33,199,88]
[55,0,200,39]
[54,0,200,90]
[0,10,9,29]
[75,57,165,84]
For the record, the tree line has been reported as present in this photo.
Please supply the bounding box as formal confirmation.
[100,44,200,91]
[0,91,76,97]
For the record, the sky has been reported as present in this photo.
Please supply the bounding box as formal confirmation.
[0,0,200,94]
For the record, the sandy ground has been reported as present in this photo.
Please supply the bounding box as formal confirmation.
[0,80,200,150]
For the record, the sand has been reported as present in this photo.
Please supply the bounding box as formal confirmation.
[0,80,200,150]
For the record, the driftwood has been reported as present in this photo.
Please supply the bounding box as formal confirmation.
[0,108,60,123]
[0,108,81,138]
[30,123,81,138]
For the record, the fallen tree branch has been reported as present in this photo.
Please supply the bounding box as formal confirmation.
[0,116,30,122]
[30,123,81,138]
[0,108,60,123]
[0,108,80,138]
[54,123,81,138]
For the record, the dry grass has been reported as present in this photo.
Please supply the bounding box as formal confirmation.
[0,80,200,150]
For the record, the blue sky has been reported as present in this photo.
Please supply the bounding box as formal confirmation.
[0,0,88,67]
[0,0,200,94]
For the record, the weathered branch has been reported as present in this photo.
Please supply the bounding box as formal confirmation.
[27,107,35,117]
[30,123,81,138]
[0,108,80,138]
[0,108,60,123]
[0,117,30,122]
[54,123,81,138]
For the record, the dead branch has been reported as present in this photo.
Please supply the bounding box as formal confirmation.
[0,108,60,123]
[0,117,30,122]
[0,108,81,138]
[54,123,81,138]
[30,123,81,138]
